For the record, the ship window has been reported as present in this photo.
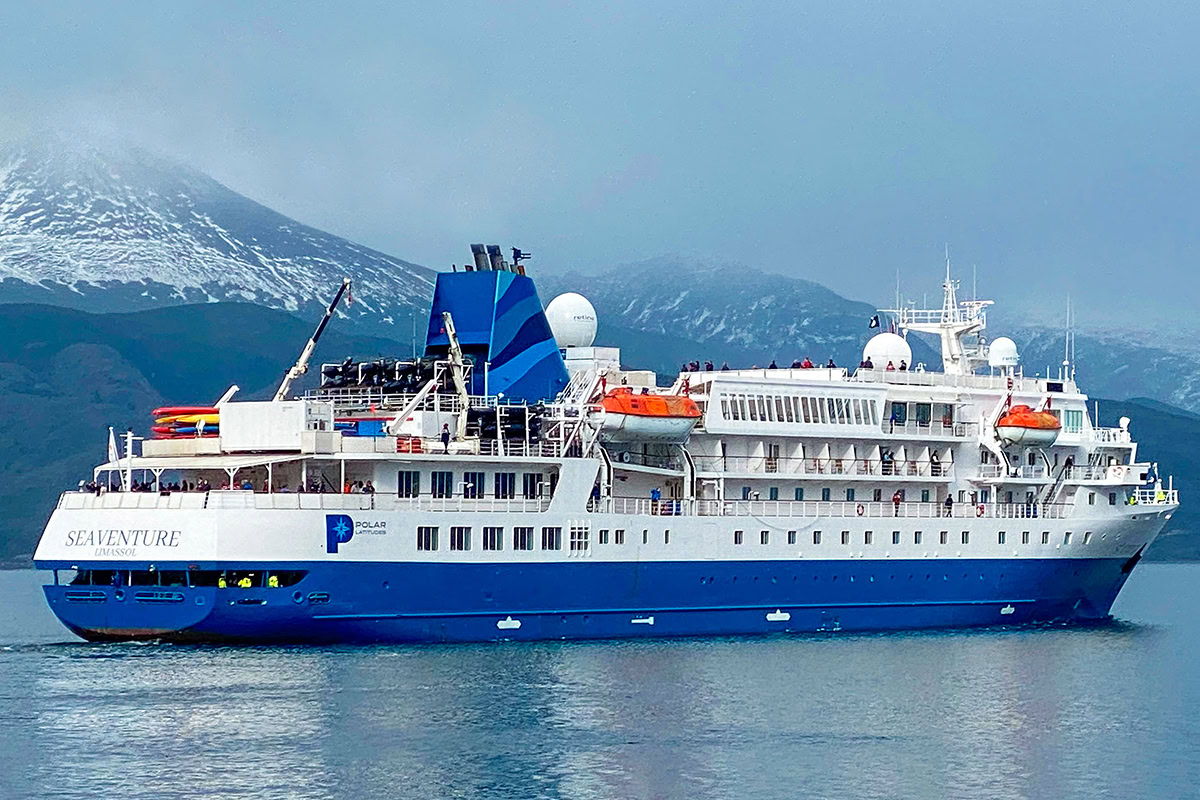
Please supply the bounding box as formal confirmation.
[890,402,907,425]
[873,489,882,502]
[961,530,970,545]
[615,529,626,545]
[869,401,879,426]
[734,530,744,545]
[864,530,873,545]
[939,531,948,545]
[892,530,901,545]
[664,529,670,545]
[846,488,855,501]
[769,487,779,500]
[761,530,770,545]
[853,399,863,425]
[821,488,831,501]
[937,403,954,426]
[742,486,752,500]
[914,531,922,545]
[1064,409,1084,433]
[728,396,739,420]
[1042,531,1050,544]
[748,397,759,421]
[783,397,794,422]
[513,527,534,551]
[1083,531,1092,544]
[483,527,503,551]
[522,473,544,499]
[397,470,420,498]
[450,526,472,551]
[599,529,609,545]
[794,487,804,501]
[1109,493,1117,505]
[721,396,730,419]
[462,472,485,499]
[813,530,822,545]
[1089,492,1096,505]
[758,396,769,420]
[998,531,1006,545]
[792,396,802,421]
[800,397,812,423]
[1022,531,1030,544]
[841,530,850,545]
[820,399,830,424]
[1064,532,1072,546]
[921,489,930,503]
[788,530,797,545]
[570,525,589,552]
[417,526,439,551]
[915,403,932,427]
[642,529,648,545]
[494,472,516,499]
[738,396,748,419]
[431,471,454,498]
[541,527,562,551]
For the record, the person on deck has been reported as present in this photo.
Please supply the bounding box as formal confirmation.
[768,359,778,369]
[826,358,836,368]
[944,495,954,517]
[801,357,814,369]
[441,424,452,454]
[892,490,903,517]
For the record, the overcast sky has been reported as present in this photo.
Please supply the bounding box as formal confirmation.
[2,2,1196,329]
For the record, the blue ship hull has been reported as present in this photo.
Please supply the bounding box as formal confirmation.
[42,555,1138,643]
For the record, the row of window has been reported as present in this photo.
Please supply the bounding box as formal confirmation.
[399,470,544,499]
[741,487,940,502]
[719,393,882,427]
[733,529,1097,546]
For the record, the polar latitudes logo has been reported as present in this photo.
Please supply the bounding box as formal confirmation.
[326,514,354,553]
[326,515,387,553]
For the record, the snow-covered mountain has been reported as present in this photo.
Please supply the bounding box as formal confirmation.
[0,134,433,335]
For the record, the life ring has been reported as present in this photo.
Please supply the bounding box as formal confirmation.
[619,452,632,464]
[856,503,865,516]
[977,504,985,517]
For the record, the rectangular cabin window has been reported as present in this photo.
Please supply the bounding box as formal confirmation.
[890,402,907,425]
[769,487,779,500]
[864,530,873,545]
[1064,532,1072,546]
[783,397,794,422]
[892,530,901,545]
[800,397,812,423]
[914,531,922,545]
[483,527,503,551]
[397,470,420,498]
[853,399,863,425]
[541,527,562,551]
[417,526,438,551]
[765,396,775,422]
[1089,492,1096,505]
[431,471,454,498]
[721,396,730,419]
[462,472,485,499]
[813,530,822,545]
[846,488,856,501]
[794,487,805,501]
[961,530,970,545]
[921,489,930,503]
[734,530,744,545]
[738,396,748,420]
[494,472,516,499]
[615,529,626,545]
[1022,531,1030,544]
[761,530,770,545]
[598,529,609,545]
[937,403,954,426]
[1042,531,1050,545]
[1109,493,1117,505]
[841,530,850,545]
[869,401,880,426]
[450,526,471,551]
[758,396,768,420]
[820,398,830,424]
[776,396,786,421]
[821,488,831,502]
[569,525,589,552]
[728,396,739,420]
[642,529,649,544]
[664,529,670,545]
[1064,409,1084,433]
[748,397,759,421]
[513,527,534,551]
[998,531,1006,545]
[788,530,797,545]
[522,473,544,499]
[939,531,948,545]
[1083,531,1093,545]
[915,403,932,427]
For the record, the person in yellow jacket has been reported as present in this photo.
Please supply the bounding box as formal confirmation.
[217,575,227,588]
[267,574,280,588]
[237,575,253,588]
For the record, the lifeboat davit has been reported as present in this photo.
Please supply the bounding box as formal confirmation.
[996,404,1061,446]
[599,388,701,443]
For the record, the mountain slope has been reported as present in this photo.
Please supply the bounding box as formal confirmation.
[0,135,434,336]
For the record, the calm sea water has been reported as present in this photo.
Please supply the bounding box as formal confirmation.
[1,565,1198,800]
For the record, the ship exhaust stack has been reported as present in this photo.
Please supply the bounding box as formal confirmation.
[470,244,490,271]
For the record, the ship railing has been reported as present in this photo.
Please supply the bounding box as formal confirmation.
[692,455,952,480]
[1134,488,1179,506]
[880,420,974,438]
[1088,427,1132,445]
[56,491,209,510]
[1064,464,1133,482]
[853,370,1074,394]
[590,497,1071,519]
[976,464,1050,481]
[204,492,552,512]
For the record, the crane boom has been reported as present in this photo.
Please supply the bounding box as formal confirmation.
[273,278,351,402]
[442,311,470,438]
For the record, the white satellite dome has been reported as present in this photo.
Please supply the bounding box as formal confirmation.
[545,292,597,348]
[988,336,1020,368]
[863,332,912,368]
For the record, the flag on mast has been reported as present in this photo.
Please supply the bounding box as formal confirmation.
[107,427,119,463]
[868,314,880,329]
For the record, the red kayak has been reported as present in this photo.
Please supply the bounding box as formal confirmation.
[152,406,218,417]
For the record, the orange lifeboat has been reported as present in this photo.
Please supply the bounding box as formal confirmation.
[599,387,701,443]
[996,404,1061,446]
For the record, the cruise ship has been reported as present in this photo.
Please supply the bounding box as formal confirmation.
[33,246,1179,643]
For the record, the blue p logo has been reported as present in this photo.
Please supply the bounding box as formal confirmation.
[326,514,354,553]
